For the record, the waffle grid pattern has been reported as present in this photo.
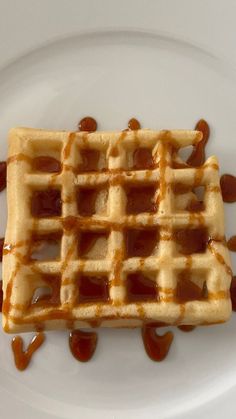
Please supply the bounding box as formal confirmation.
[2,127,232,332]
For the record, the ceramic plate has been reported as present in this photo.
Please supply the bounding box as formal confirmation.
[0,1,236,418]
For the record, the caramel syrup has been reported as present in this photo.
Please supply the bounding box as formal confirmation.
[79,231,108,257]
[133,148,154,170]
[230,277,236,311]
[78,117,97,132]
[128,118,141,130]
[125,229,158,257]
[0,280,3,312]
[176,271,206,303]
[31,189,62,217]
[78,149,100,172]
[126,185,157,214]
[142,325,174,361]
[186,200,205,212]
[77,188,98,216]
[32,275,61,305]
[220,174,236,203]
[174,228,208,255]
[227,236,236,252]
[11,333,45,371]
[178,325,196,332]
[187,119,210,167]
[78,275,109,303]
[69,330,98,362]
[126,273,157,302]
[0,161,6,192]
[32,156,61,173]
[0,237,4,261]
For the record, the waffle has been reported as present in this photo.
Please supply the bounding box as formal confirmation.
[2,127,232,333]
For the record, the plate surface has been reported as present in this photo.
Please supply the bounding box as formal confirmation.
[0,1,236,418]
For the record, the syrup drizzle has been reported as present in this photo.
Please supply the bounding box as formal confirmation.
[11,333,45,371]
[142,325,174,361]
[69,330,98,362]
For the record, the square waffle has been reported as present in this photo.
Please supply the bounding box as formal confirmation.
[2,127,232,333]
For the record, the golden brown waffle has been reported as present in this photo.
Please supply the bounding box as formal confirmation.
[2,127,232,333]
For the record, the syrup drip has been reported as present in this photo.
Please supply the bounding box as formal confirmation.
[78,116,97,132]
[142,325,174,361]
[178,325,196,332]
[227,236,236,252]
[128,118,141,130]
[220,174,236,203]
[0,161,6,192]
[11,333,45,371]
[187,119,210,167]
[0,280,3,312]
[230,276,236,311]
[69,330,98,362]
[0,237,4,261]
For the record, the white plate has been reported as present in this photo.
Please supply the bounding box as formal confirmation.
[0,1,236,418]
